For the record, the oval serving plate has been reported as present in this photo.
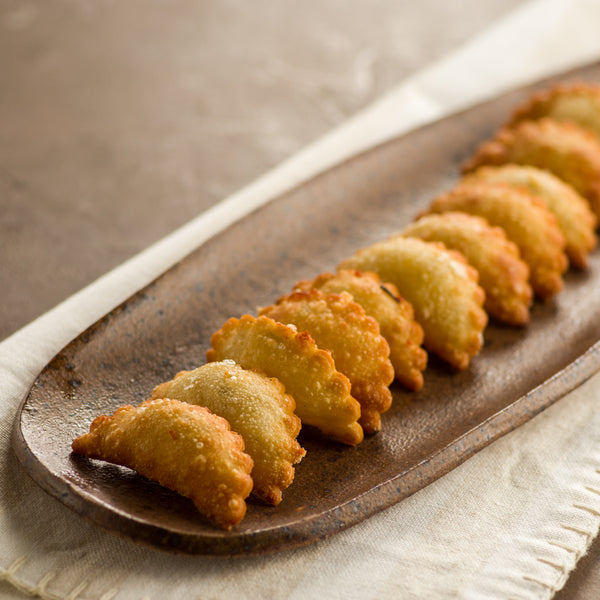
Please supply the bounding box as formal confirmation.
[12,60,600,557]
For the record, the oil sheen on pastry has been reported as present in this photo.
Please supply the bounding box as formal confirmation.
[259,290,394,435]
[461,164,597,269]
[462,118,600,218]
[293,269,427,391]
[151,360,305,506]
[424,180,568,300]
[401,212,532,326]
[207,315,363,445]
[72,398,254,530]
[339,236,487,370]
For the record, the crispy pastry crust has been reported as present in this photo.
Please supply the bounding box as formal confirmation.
[424,181,568,300]
[509,83,600,139]
[461,164,597,269]
[462,118,600,218]
[401,212,532,326]
[339,237,487,370]
[259,290,394,435]
[294,269,427,391]
[207,315,363,445]
[151,361,305,506]
[72,399,254,530]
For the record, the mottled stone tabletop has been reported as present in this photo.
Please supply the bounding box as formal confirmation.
[1,0,599,598]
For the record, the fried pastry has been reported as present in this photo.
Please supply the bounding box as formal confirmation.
[259,290,394,435]
[400,212,532,326]
[150,361,305,506]
[339,236,487,370]
[509,83,600,139]
[71,398,254,530]
[462,164,597,268]
[293,269,427,391]
[462,118,600,218]
[207,315,363,445]
[424,181,568,300]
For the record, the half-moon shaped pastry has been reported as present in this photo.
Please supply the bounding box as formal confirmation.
[207,315,363,445]
[339,236,487,370]
[509,83,600,139]
[72,398,254,530]
[401,212,532,326]
[462,118,600,218]
[424,181,568,300]
[151,360,305,506]
[293,269,427,391]
[259,290,394,435]
[462,164,597,268]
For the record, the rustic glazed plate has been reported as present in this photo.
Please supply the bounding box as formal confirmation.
[12,61,600,556]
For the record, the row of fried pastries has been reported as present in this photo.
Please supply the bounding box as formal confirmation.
[72,82,600,530]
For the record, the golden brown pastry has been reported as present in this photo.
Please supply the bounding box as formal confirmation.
[509,83,600,139]
[339,236,487,370]
[293,269,427,391]
[424,181,568,300]
[150,361,305,506]
[72,398,254,530]
[400,212,532,326]
[462,118,600,218]
[461,164,597,269]
[207,315,363,445]
[259,290,394,435]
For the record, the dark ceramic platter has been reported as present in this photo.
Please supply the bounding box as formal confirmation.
[12,61,600,557]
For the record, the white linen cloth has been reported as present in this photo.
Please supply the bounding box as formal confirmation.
[2,0,600,597]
